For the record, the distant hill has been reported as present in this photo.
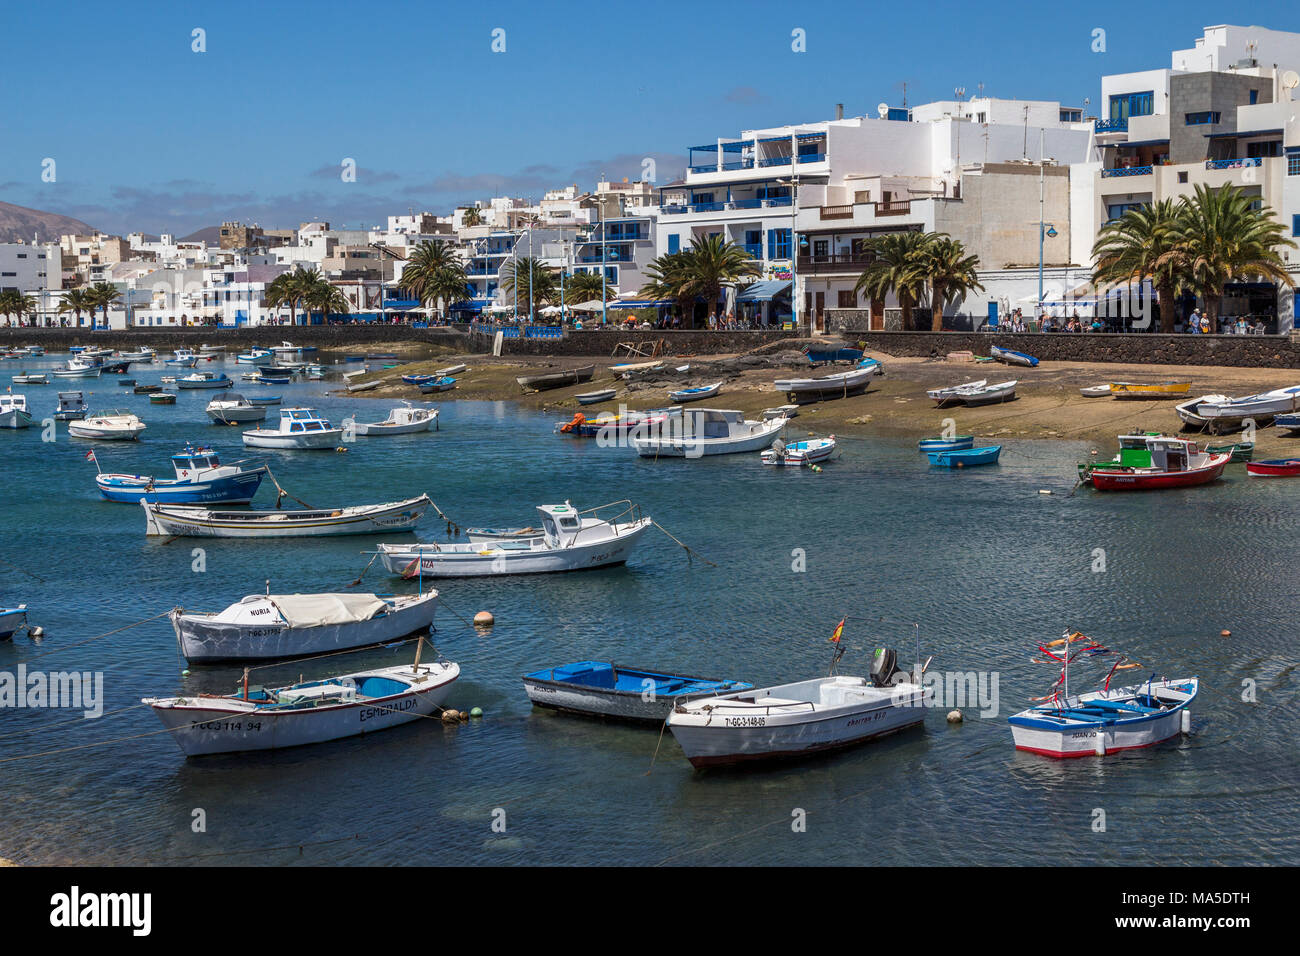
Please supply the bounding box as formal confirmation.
[179,226,222,244]
[0,200,95,243]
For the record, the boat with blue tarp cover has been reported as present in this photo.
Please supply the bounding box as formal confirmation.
[927,445,1001,467]
[522,661,753,723]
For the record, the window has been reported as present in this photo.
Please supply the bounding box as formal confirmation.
[838,289,857,308]
[1109,91,1154,121]
[1059,109,1082,123]
[1289,155,1300,176]
[1293,215,1300,237]
[667,234,680,254]
[1178,171,1189,183]
[16,253,26,259]
[767,228,791,259]
[1185,111,1221,125]
[1247,141,1281,158]
[1249,89,1259,105]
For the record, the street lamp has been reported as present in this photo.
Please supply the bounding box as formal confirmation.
[778,177,800,331]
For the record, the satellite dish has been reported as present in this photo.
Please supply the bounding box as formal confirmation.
[1283,70,1300,93]
[877,103,890,119]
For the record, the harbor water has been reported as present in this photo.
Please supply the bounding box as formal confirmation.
[1,356,1296,865]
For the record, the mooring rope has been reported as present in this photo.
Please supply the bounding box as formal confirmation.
[11,608,172,664]
[651,520,716,567]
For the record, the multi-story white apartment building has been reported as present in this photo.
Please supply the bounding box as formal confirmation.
[1083,24,1300,329]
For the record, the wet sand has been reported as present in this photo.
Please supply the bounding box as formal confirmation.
[335,345,1300,456]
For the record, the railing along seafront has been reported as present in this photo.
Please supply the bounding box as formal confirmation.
[469,323,565,339]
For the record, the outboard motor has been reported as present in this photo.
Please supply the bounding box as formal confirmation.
[869,647,908,687]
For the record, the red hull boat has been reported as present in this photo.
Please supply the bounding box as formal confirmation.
[1085,436,1230,491]
[1246,458,1300,478]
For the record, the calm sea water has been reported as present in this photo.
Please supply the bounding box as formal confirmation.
[1,354,1296,866]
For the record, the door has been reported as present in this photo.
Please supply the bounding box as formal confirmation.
[871,298,884,330]
[814,291,826,333]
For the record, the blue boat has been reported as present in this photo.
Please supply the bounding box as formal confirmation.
[927,445,1002,468]
[806,347,863,365]
[521,661,753,723]
[402,373,437,386]
[917,435,975,453]
[246,395,282,405]
[93,443,269,504]
[418,376,456,394]
[990,345,1039,368]
[257,370,293,385]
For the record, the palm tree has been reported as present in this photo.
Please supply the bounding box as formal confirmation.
[677,235,760,325]
[58,288,96,327]
[500,257,558,313]
[303,275,350,323]
[400,240,468,317]
[640,252,696,322]
[1092,199,1186,332]
[560,271,609,306]
[0,290,33,326]
[917,235,984,331]
[461,207,484,227]
[1167,184,1296,326]
[853,232,929,330]
[88,282,121,329]
[266,267,319,325]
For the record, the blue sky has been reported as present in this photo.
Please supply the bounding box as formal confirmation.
[1,0,1295,236]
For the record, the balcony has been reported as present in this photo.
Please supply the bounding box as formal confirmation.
[876,200,912,216]
[819,205,854,220]
[742,243,762,258]
[758,156,792,168]
[1101,165,1154,178]
[721,160,755,171]
[797,152,827,164]
[797,252,875,275]
[1206,157,1262,170]
[1095,117,1129,133]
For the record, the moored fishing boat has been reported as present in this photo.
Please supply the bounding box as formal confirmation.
[927,445,1001,467]
[350,403,438,435]
[142,494,431,537]
[761,436,837,466]
[773,360,882,403]
[171,589,440,663]
[116,347,156,362]
[242,407,343,449]
[205,392,267,424]
[11,373,48,385]
[522,661,753,723]
[669,381,722,404]
[142,652,459,755]
[917,435,974,452]
[989,345,1039,367]
[0,394,34,429]
[1008,630,1196,758]
[1245,458,1300,477]
[556,407,677,439]
[176,371,233,389]
[516,364,595,392]
[150,392,177,404]
[93,443,268,504]
[927,378,987,406]
[629,407,787,457]
[0,605,27,640]
[377,500,651,578]
[236,348,274,366]
[68,410,146,441]
[51,359,102,379]
[53,391,88,420]
[1109,381,1192,400]
[1080,435,1228,491]
[166,349,198,367]
[666,642,928,768]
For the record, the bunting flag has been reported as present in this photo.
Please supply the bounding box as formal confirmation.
[828,618,844,644]
[400,558,421,579]
[84,450,96,461]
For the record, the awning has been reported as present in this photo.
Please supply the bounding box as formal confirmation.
[1206,128,1282,138]
[736,280,792,303]
[610,298,672,308]
[1099,138,1170,149]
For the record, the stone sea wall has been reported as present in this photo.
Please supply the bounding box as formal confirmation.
[0,325,472,352]
[838,331,1300,369]
[481,329,798,357]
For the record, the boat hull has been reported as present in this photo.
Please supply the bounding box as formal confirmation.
[381,520,651,577]
[1009,679,1196,758]
[523,676,748,723]
[630,418,786,457]
[173,594,438,663]
[0,410,34,429]
[145,662,458,755]
[1088,455,1228,491]
[917,436,974,452]
[97,468,267,504]
[0,607,26,640]
[142,496,430,538]
[1246,459,1300,477]
[206,405,267,424]
[928,445,1001,467]
[242,429,342,449]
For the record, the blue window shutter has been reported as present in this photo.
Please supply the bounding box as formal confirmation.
[1294,215,1300,237]
[668,233,680,254]
[767,230,775,259]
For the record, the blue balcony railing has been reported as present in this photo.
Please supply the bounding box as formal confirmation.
[1101,165,1153,177]
[1206,157,1263,170]
[721,160,755,171]
[689,163,718,173]
[757,156,792,167]
[741,243,762,258]
[1095,117,1129,133]
[691,202,725,213]
[765,197,793,208]
[727,198,763,210]
[797,152,826,164]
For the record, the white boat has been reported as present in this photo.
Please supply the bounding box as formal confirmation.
[0,605,27,640]
[350,403,438,436]
[762,404,798,421]
[666,647,927,768]
[774,360,882,403]
[80,347,113,358]
[0,394,34,429]
[171,590,440,663]
[576,388,617,406]
[236,349,274,366]
[142,656,459,755]
[957,380,1018,406]
[761,435,837,466]
[205,392,268,424]
[53,391,87,420]
[167,349,198,367]
[242,407,343,449]
[51,359,102,379]
[927,378,987,406]
[10,374,48,385]
[1195,386,1300,426]
[68,410,146,441]
[629,407,788,457]
[436,364,467,376]
[1079,384,1112,398]
[23,345,44,356]
[669,381,722,404]
[198,344,225,355]
[271,341,314,361]
[176,371,233,389]
[117,347,156,362]
[611,360,664,377]
[1174,394,1230,429]
[377,501,651,578]
[142,494,432,538]
[346,378,386,393]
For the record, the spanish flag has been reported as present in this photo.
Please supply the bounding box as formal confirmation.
[829,618,845,644]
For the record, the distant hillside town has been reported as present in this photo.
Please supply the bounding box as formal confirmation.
[3,23,1299,335]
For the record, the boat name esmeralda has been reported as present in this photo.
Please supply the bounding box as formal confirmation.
[0,664,103,718]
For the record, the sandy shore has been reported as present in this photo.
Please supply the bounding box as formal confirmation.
[335,344,1300,456]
